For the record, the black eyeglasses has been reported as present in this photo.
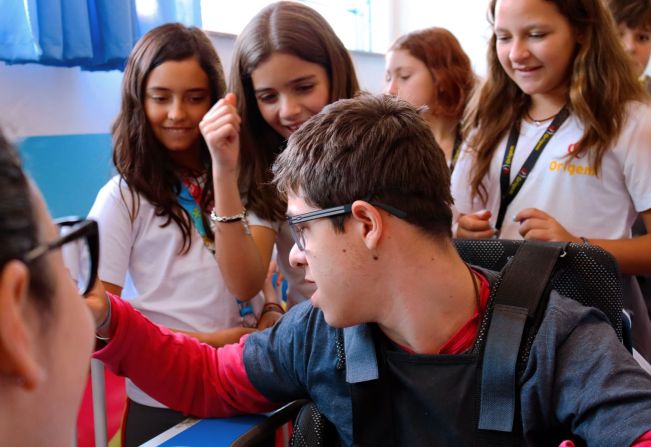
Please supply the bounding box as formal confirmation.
[24,218,99,296]
[287,201,407,251]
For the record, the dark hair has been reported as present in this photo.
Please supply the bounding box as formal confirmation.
[608,0,651,29]
[389,27,475,119]
[465,0,646,204]
[0,130,53,307]
[273,94,453,239]
[112,23,226,253]
[230,1,360,221]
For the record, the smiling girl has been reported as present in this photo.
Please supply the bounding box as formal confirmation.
[201,1,360,307]
[451,0,651,360]
[88,24,281,445]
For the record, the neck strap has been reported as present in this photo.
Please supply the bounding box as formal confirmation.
[495,106,570,233]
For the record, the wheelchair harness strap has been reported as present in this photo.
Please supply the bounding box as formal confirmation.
[478,241,566,432]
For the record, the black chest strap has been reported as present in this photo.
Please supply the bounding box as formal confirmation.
[478,241,566,432]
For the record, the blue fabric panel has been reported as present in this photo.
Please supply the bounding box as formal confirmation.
[61,0,93,60]
[344,324,379,383]
[157,416,267,446]
[18,133,114,218]
[36,0,64,61]
[1,0,201,70]
[95,0,139,63]
[0,0,40,60]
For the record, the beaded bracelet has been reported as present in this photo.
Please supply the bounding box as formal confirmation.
[261,302,285,315]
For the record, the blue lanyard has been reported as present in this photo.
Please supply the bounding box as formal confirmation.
[177,182,210,242]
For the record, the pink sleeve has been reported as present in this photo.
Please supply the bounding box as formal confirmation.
[94,294,279,418]
[632,431,651,446]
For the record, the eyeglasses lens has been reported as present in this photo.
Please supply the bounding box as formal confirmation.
[59,224,91,294]
[288,224,304,251]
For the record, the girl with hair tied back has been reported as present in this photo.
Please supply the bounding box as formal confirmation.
[384,27,475,171]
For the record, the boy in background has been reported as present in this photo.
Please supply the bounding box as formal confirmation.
[609,0,651,92]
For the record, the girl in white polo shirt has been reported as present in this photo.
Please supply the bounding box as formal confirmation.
[451,0,651,360]
[89,24,282,446]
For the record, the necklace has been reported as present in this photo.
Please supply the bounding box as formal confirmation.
[464,263,481,317]
[525,109,558,126]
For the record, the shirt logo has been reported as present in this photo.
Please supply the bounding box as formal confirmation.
[549,160,595,176]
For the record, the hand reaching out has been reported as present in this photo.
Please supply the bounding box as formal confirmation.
[200,327,257,348]
[262,260,284,303]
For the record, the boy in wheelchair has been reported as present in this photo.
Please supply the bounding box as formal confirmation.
[91,95,651,446]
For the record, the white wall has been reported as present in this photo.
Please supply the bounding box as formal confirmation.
[0,31,385,139]
[0,63,122,137]
[390,0,492,76]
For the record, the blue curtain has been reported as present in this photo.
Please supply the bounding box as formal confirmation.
[0,0,202,71]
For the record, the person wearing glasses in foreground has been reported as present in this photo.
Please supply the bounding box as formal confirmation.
[0,130,99,446]
[86,95,651,446]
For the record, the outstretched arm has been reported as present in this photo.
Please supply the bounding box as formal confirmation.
[102,281,257,348]
[90,292,280,418]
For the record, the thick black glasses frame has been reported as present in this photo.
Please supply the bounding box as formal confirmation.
[287,201,407,251]
[24,218,99,296]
